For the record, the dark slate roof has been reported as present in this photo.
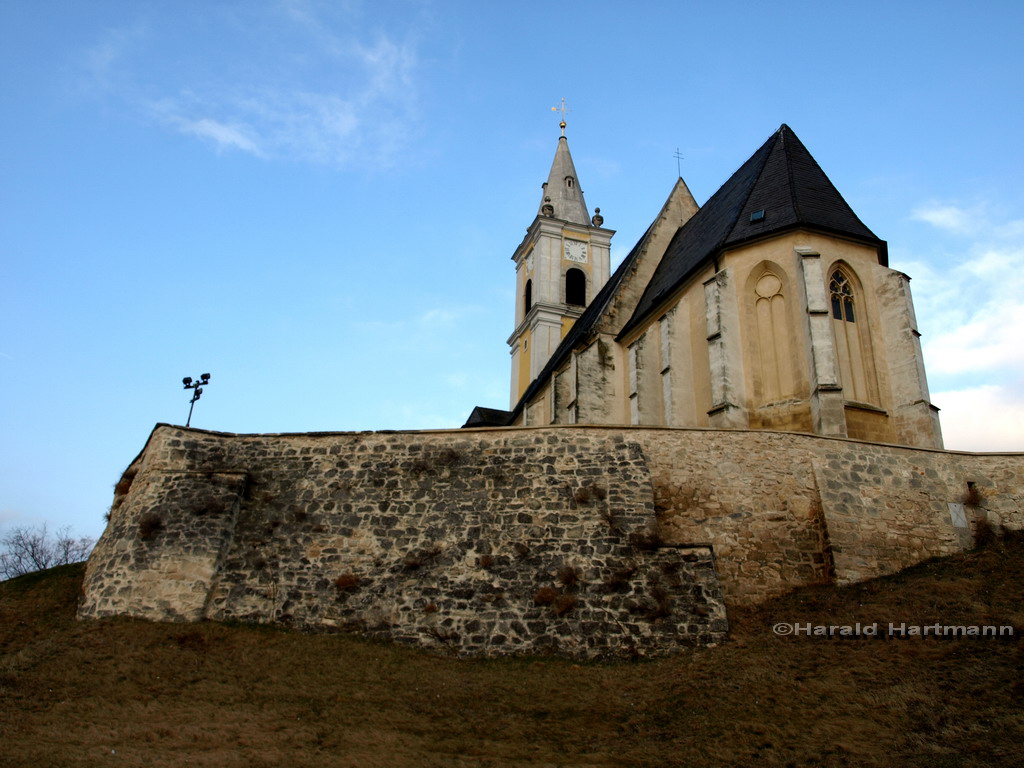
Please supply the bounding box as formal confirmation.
[461,406,514,428]
[618,124,886,339]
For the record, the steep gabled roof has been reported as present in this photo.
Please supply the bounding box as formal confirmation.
[619,124,886,338]
[538,136,591,225]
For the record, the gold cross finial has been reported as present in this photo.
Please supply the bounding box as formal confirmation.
[551,97,570,136]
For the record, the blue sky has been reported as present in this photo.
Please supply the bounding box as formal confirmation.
[2,0,1023,542]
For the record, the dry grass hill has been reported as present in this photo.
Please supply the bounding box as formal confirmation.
[2,534,1022,767]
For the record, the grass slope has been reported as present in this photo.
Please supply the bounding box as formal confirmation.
[1,540,1023,768]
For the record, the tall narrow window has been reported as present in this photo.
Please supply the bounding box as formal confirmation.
[565,268,586,306]
[829,268,870,402]
[830,271,855,323]
[524,279,532,314]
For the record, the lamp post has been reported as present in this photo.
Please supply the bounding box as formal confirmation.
[182,373,211,428]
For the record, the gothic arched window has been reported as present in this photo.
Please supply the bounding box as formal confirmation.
[830,270,856,323]
[565,268,586,306]
[828,267,874,403]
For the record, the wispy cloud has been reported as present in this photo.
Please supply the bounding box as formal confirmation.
[903,201,1024,451]
[912,200,1024,241]
[906,210,1024,378]
[358,305,481,337]
[155,109,265,156]
[911,202,975,234]
[81,4,422,169]
[418,308,466,327]
[920,247,1024,376]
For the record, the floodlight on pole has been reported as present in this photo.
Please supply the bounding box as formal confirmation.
[182,372,212,427]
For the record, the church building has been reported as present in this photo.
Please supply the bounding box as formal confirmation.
[466,122,943,449]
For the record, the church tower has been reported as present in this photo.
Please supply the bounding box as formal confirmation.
[507,120,614,406]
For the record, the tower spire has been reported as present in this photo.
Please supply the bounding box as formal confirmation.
[508,108,613,406]
[537,104,590,226]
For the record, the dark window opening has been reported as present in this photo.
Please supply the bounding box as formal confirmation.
[524,279,532,313]
[829,270,856,322]
[566,268,586,306]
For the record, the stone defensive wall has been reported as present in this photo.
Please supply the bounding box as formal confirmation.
[78,424,1023,657]
[79,425,729,658]
[631,428,1021,604]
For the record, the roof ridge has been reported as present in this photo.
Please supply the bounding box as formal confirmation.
[782,125,802,222]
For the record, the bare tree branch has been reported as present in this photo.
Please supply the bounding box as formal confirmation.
[0,524,95,580]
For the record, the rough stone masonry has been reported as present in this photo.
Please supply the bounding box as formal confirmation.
[79,425,729,658]
[79,423,1023,657]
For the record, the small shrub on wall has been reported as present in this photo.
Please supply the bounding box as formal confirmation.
[334,574,360,591]
[138,513,163,541]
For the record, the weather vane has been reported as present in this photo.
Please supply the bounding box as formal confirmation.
[182,372,211,428]
[551,97,571,136]
[674,148,685,177]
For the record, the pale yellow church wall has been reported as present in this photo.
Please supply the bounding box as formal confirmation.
[554,366,572,423]
[871,266,944,448]
[828,263,885,409]
[626,330,663,425]
[576,336,625,425]
[718,234,884,434]
[617,262,718,429]
[512,330,532,405]
[607,230,940,447]
[517,231,938,448]
[662,298,700,427]
[686,278,716,426]
[514,243,534,326]
[534,233,558,305]
[739,251,814,433]
[843,403,890,442]
[522,334,628,427]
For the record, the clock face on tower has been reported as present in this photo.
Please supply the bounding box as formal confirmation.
[564,239,588,263]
